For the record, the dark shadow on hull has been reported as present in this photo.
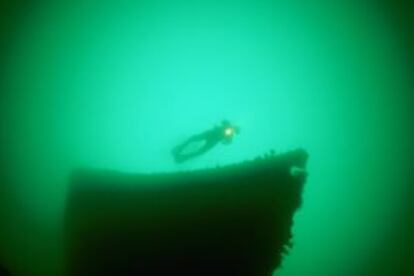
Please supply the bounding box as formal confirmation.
[0,264,10,276]
[65,149,308,276]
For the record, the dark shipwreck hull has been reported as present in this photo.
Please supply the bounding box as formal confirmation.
[65,149,308,276]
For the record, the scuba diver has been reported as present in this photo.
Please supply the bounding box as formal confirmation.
[172,120,240,163]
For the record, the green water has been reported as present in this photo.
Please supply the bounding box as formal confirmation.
[1,0,413,275]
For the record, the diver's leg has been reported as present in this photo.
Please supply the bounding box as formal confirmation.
[172,134,206,162]
[173,140,217,163]
[172,134,203,155]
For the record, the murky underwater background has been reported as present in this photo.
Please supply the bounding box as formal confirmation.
[0,0,413,275]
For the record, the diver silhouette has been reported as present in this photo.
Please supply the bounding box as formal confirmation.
[172,120,240,163]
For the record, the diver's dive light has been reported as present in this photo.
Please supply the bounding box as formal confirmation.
[224,127,234,137]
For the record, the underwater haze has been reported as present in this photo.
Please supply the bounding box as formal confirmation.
[0,0,413,275]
